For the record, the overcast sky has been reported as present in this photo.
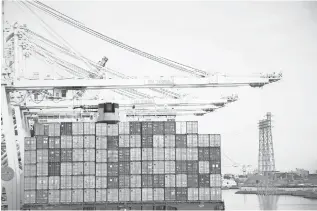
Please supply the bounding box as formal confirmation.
[5,1,317,174]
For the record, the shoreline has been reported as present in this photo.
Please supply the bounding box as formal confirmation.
[235,190,317,199]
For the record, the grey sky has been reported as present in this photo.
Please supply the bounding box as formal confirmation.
[5,1,317,174]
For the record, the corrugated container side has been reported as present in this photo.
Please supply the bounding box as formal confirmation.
[188,188,199,201]
[165,174,176,187]
[48,149,61,162]
[187,174,198,188]
[84,149,95,162]
[186,121,198,134]
[153,122,164,135]
[25,164,37,177]
[96,150,107,162]
[84,122,95,135]
[84,189,95,202]
[61,163,72,176]
[198,134,209,147]
[210,161,221,174]
[84,176,95,188]
[187,161,199,174]
[107,136,119,149]
[119,122,130,135]
[107,123,119,136]
[176,187,187,201]
[142,122,153,135]
[107,189,119,202]
[130,175,141,188]
[119,148,130,161]
[96,189,107,202]
[60,176,72,189]
[61,122,72,135]
[71,189,83,203]
[84,135,95,148]
[36,177,48,189]
[142,148,153,161]
[153,174,165,188]
[48,163,61,176]
[215,134,221,147]
[199,188,210,200]
[142,188,153,201]
[72,122,84,135]
[165,148,175,161]
[25,137,36,151]
[72,162,84,175]
[130,148,141,161]
[72,136,84,148]
[153,135,164,148]
[36,136,49,149]
[60,135,72,148]
[37,163,48,176]
[24,177,36,190]
[165,161,175,174]
[119,175,130,188]
[210,147,221,161]
[108,163,119,176]
[165,188,176,201]
[72,176,84,189]
[153,188,164,201]
[130,188,141,201]
[187,148,198,161]
[175,135,187,148]
[25,151,37,164]
[176,148,187,160]
[72,149,84,162]
[129,122,141,135]
[48,190,60,204]
[130,135,141,147]
[210,174,222,187]
[176,121,187,134]
[199,174,210,187]
[96,176,107,188]
[119,162,130,175]
[96,136,107,149]
[49,137,60,149]
[141,174,153,187]
[176,174,187,187]
[176,161,187,174]
[48,123,61,137]
[164,121,176,135]
[153,161,165,174]
[34,123,46,136]
[210,187,222,200]
[119,135,130,147]
[96,163,107,176]
[61,149,72,162]
[153,148,165,160]
[60,190,72,203]
[130,162,141,174]
[187,134,198,148]
[142,161,153,174]
[96,123,107,136]
[198,148,210,161]
[107,150,118,162]
[84,162,95,175]
[142,135,153,148]
[36,190,48,204]
[24,190,36,204]
[119,189,130,201]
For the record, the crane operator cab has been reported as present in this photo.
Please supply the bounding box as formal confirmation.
[97,102,120,123]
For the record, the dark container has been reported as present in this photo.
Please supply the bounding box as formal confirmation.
[107,163,119,176]
[210,147,221,161]
[176,161,187,174]
[175,135,187,148]
[142,122,153,135]
[130,122,141,135]
[119,175,130,188]
[107,136,119,149]
[153,122,164,135]
[176,188,187,201]
[61,149,72,162]
[36,136,49,149]
[49,137,60,149]
[119,149,130,161]
[164,122,176,135]
[210,161,221,174]
[153,175,165,188]
[199,174,210,187]
[108,176,119,188]
[25,137,36,151]
[198,148,210,161]
[187,161,199,173]
[142,135,153,148]
[61,122,72,135]
[164,188,176,201]
[187,174,198,188]
[48,149,61,162]
[48,162,61,176]
[142,175,153,187]
[36,190,48,204]
[119,162,130,175]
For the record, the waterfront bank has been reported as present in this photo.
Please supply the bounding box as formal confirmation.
[236,190,317,199]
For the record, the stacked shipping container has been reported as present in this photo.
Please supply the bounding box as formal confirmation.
[24,121,222,204]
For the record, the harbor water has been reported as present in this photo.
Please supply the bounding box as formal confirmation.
[222,189,317,210]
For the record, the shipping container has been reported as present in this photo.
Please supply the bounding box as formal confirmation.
[153,148,164,160]
[142,135,153,148]
[165,148,175,160]
[153,175,165,188]
[25,164,37,177]
[72,176,84,189]
[142,122,153,135]
[34,123,48,136]
[96,136,107,149]
[199,174,210,187]
[73,136,84,148]
[186,121,198,134]
[84,189,95,202]
[142,175,153,187]
[24,190,36,204]
[153,188,164,201]
[130,148,141,161]
[36,136,49,149]
[176,122,187,134]
[72,122,84,135]
[165,175,175,187]
[130,122,141,135]
[96,150,107,162]
[84,122,95,135]
[176,174,187,187]
[48,162,61,176]
[96,123,107,136]
[119,135,129,147]
[96,176,107,189]
[210,147,221,161]
[107,189,119,202]
[153,122,164,135]
[187,134,198,147]
[84,149,95,162]
[61,123,72,136]
[130,175,141,188]
[210,174,222,187]
[210,187,222,200]
[72,149,84,162]
[199,188,210,200]
[188,188,199,201]
[107,136,119,149]
[142,148,153,161]
[176,148,187,160]
[96,189,107,202]
[107,123,119,136]
[142,188,153,201]
[48,176,60,189]
[187,174,198,188]
[176,187,187,201]
[118,162,130,175]
[96,163,107,176]
[165,188,176,201]
[142,161,153,174]
[48,149,61,162]
[60,135,72,148]
[119,122,130,135]
[153,161,165,174]
[176,161,187,174]
[119,175,130,188]
[215,134,221,147]
[37,149,48,163]
[119,148,130,161]
[60,176,72,189]
[24,177,36,190]
[108,163,119,176]
[187,148,198,161]
[84,135,95,148]
[130,188,141,201]
[153,135,164,148]
[60,190,72,203]
[198,148,210,161]
[164,121,176,135]
[198,134,209,147]
[130,162,141,174]
[119,188,130,201]
[25,151,36,164]
[175,135,187,148]
[71,189,83,203]
[165,161,175,174]
[61,149,72,162]
[36,190,48,204]
[36,177,48,189]
[25,137,36,151]
[49,137,60,149]
[210,161,221,174]
[61,163,72,176]
[130,135,141,147]
[72,162,84,175]
[84,162,95,175]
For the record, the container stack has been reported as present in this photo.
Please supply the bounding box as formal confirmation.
[24,121,222,205]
